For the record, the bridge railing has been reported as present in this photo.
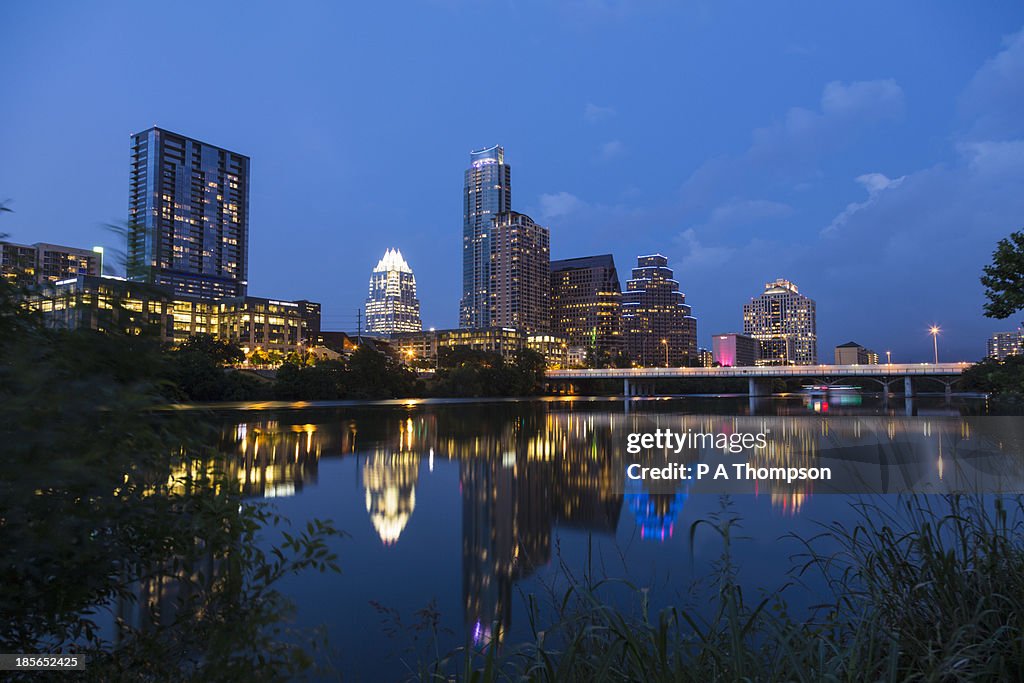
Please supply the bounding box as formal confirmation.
[546,362,970,380]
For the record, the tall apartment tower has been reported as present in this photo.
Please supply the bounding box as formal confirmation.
[743,279,817,365]
[987,331,1023,360]
[490,211,550,334]
[461,145,511,329]
[128,127,250,299]
[621,254,697,367]
[550,255,622,355]
[365,248,423,335]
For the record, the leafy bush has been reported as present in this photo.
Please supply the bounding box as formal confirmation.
[0,277,343,680]
[412,495,1024,682]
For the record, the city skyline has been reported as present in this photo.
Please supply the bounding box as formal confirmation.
[3,3,1024,360]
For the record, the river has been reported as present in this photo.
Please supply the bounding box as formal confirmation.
[191,393,1020,680]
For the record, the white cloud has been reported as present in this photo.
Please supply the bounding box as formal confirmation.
[538,191,586,220]
[599,139,625,160]
[584,102,616,123]
[682,79,906,205]
[822,172,904,236]
[959,28,1024,139]
[666,34,1023,359]
[956,139,1024,176]
[673,199,791,273]
[705,199,791,229]
[677,228,734,270]
[820,79,905,121]
[749,79,904,165]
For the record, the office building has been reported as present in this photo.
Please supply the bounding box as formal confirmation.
[1,241,38,286]
[490,211,549,334]
[835,341,879,365]
[128,127,249,299]
[526,333,570,369]
[217,296,321,354]
[365,248,422,334]
[712,333,759,367]
[460,145,511,329]
[1,240,101,287]
[697,348,714,368]
[390,327,529,365]
[988,331,1023,361]
[550,255,622,356]
[33,274,318,353]
[743,279,817,365]
[621,254,698,366]
[33,275,174,339]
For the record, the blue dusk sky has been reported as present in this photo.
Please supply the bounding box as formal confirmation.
[2,1,1024,361]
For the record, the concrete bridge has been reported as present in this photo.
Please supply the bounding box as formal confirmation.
[546,363,970,398]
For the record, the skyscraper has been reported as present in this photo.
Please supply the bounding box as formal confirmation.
[365,248,422,335]
[987,331,1023,360]
[550,255,622,356]
[461,145,511,329]
[490,211,550,334]
[621,254,698,367]
[743,279,817,365]
[128,127,249,299]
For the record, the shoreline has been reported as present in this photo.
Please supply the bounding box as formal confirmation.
[156,391,991,411]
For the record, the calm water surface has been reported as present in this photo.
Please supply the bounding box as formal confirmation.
[203,394,1021,680]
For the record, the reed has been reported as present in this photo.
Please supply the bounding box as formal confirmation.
[419,494,1024,682]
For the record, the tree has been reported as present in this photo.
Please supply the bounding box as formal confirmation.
[981,230,1024,322]
[960,355,1024,396]
[511,348,547,395]
[0,272,340,677]
[347,345,416,399]
[585,346,611,369]
[176,333,245,365]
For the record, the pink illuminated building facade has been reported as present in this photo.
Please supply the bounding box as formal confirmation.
[712,332,758,367]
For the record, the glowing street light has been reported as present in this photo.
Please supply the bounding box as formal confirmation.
[929,326,940,364]
[661,338,669,367]
[886,350,891,365]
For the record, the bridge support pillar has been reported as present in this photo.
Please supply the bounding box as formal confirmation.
[748,378,772,397]
[904,376,915,397]
[623,379,631,397]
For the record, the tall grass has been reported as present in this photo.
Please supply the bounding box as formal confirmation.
[414,494,1024,682]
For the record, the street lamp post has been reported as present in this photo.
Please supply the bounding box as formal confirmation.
[661,339,668,367]
[929,326,940,364]
[886,350,891,365]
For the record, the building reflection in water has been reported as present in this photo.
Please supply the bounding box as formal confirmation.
[363,450,419,545]
[118,418,332,636]
[199,403,1024,653]
[624,479,688,541]
[218,420,325,498]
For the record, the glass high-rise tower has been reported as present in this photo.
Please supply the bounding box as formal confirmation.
[365,248,422,335]
[743,279,817,365]
[128,127,249,299]
[460,145,511,328]
[489,211,550,334]
[621,254,698,367]
[550,255,622,355]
